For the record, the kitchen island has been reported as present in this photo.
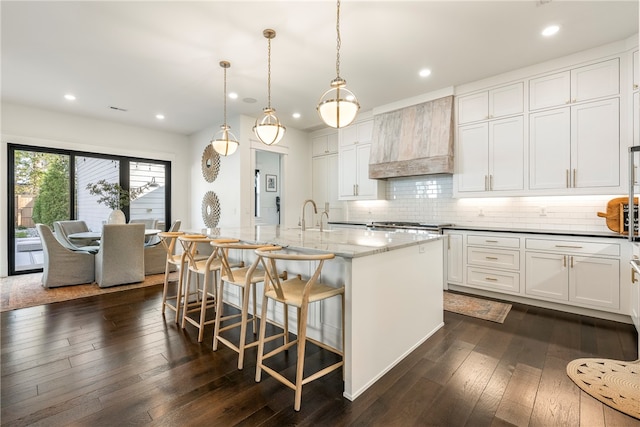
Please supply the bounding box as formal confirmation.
[202,225,444,400]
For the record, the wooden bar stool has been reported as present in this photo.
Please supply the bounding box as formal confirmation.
[179,235,240,342]
[211,242,287,369]
[157,231,185,323]
[254,248,344,411]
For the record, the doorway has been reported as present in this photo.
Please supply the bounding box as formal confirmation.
[254,150,282,226]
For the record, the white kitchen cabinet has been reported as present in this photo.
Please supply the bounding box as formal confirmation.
[445,230,630,319]
[445,231,464,285]
[312,133,339,157]
[312,154,341,218]
[457,116,524,193]
[457,82,523,125]
[529,58,620,111]
[464,233,521,294]
[525,238,620,310]
[529,98,620,190]
[338,119,385,200]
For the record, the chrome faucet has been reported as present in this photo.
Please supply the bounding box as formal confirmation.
[319,210,329,232]
[300,199,317,231]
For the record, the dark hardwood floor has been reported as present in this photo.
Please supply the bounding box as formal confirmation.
[1,284,638,426]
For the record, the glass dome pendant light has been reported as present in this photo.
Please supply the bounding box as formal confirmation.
[253,29,286,146]
[211,61,239,156]
[317,0,360,129]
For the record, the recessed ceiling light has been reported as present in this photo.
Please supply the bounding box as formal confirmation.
[419,69,432,78]
[243,97,257,104]
[156,114,165,120]
[64,94,76,101]
[228,92,238,99]
[292,112,301,119]
[542,25,560,37]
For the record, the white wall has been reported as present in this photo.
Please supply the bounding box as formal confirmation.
[1,102,191,276]
[188,114,311,231]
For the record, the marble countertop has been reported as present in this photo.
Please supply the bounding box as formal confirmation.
[444,225,627,239]
[196,225,442,259]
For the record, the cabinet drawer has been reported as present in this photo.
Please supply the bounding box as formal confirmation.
[525,238,620,256]
[467,267,520,293]
[467,247,520,270]
[467,235,520,249]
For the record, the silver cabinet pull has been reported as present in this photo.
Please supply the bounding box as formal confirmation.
[566,170,570,188]
[489,174,493,191]
[484,175,488,191]
[570,255,574,268]
[573,169,577,188]
[555,244,583,249]
[485,256,499,260]
[485,277,498,281]
[563,255,567,268]
[485,239,498,243]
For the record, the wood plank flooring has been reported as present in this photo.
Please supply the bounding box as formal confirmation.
[1,285,638,426]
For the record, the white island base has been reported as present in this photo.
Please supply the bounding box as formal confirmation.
[205,226,444,401]
[335,238,444,400]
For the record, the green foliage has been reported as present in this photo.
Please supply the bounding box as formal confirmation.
[86,180,142,210]
[15,231,28,238]
[32,157,70,226]
[14,151,66,196]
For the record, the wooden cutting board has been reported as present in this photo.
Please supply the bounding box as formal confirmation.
[597,197,638,234]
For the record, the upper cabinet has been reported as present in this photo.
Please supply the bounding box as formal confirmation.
[338,118,385,200]
[457,82,523,125]
[455,52,626,198]
[529,58,619,111]
[457,116,524,193]
[529,98,620,190]
[312,133,339,157]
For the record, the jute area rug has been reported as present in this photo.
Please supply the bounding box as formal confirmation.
[0,271,178,312]
[566,358,640,419]
[443,291,512,323]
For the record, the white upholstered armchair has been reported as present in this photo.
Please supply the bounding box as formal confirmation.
[95,223,145,287]
[36,223,95,288]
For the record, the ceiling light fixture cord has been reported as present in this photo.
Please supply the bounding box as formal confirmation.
[335,0,341,79]
[267,34,272,108]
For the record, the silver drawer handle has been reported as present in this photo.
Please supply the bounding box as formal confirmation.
[485,240,498,243]
[485,277,498,281]
[485,256,499,260]
[554,245,583,249]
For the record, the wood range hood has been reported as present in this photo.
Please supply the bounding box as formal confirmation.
[369,95,454,179]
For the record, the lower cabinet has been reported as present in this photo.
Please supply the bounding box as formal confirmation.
[445,232,464,285]
[444,229,628,317]
[525,251,620,310]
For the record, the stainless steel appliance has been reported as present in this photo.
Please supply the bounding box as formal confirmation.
[367,221,452,234]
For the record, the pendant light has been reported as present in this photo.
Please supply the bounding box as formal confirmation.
[254,29,286,145]
[317,0,360,129]
[211,61,239,156]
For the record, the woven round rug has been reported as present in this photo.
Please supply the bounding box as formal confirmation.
[566,358,640,419]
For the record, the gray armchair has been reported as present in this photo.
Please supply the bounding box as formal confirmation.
[95,223,145,287]
[36,224,95,288]
[53,220,98,249]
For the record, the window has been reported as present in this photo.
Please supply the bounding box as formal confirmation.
[7,144,171,275]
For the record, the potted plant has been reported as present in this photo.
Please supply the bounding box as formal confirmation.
[86,180,143,223]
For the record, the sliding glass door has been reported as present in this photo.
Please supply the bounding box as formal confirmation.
[7,144,171,276]
[11,149,70,273]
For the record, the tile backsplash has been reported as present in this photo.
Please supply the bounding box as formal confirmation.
[344,175,620,233]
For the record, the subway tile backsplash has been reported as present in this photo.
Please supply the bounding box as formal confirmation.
[344,175,618,233]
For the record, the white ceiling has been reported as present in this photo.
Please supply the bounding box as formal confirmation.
[2,1,638,136]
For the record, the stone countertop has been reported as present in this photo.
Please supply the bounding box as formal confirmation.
[198,225,442,259]
[444,224,628,240]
